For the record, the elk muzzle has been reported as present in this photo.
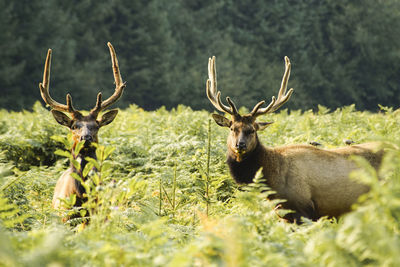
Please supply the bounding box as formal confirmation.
[81,134,93,142]
[236,140,246,151]
[71,120,99,147]
[234,137,247,162]
[80,125,94,144]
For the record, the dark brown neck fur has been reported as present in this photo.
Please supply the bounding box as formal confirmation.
[71,147,96,175]
[226,136,266,184]
[71,145,97,200]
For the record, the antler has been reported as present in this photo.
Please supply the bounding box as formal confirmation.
[39,49,78,114]
[250,56,294,117]
[206,56,239,116]
[90,42,126,117]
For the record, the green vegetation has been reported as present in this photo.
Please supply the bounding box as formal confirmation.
[1,103,400,266]
[1,0,400,111]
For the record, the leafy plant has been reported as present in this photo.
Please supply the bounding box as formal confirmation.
[1,105,400,266]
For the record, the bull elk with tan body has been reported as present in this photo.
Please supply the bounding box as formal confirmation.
[39,42,126,211]
[206,56,383,222]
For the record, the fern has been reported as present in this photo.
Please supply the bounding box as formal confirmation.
[0,194,27,229]
[0,105,399,266]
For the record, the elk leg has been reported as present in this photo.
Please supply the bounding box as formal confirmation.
[280,199,319,223]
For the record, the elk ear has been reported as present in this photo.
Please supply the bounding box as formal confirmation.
[256,121,273,131]
[51,110,73,128]
[99,109,118,127]
[212,114,231,128]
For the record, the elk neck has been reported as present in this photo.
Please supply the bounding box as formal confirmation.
[71,142,97,180]
[227,135,263,184]
[226,135,282,188]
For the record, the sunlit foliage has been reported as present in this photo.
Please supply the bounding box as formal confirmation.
[0,103,399,266]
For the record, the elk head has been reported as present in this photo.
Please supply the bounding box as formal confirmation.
[207,56,293,162]
[39,42,126,151]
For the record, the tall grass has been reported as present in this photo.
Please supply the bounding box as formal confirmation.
[0,102,399,266]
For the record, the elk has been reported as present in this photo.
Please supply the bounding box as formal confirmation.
[206,56,383,222]
[39,42,126,211]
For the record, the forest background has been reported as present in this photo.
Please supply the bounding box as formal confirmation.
[1,0,400,112]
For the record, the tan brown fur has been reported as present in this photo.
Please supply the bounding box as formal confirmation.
[52,168,84,209]
[260,142,382,220]
[225,127,383,222]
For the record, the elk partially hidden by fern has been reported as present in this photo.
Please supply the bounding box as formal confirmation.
[206,56,383,222]
[38,42,126,214]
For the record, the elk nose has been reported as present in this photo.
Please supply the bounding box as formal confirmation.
[236,141,246,150]
[81,135,93,142]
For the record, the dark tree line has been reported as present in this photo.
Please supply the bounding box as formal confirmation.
[1,0,400,111]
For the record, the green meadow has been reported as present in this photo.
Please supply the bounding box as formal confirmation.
[1,103,400,266]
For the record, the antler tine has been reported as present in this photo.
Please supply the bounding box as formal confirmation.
[39,49,76,113]
[108,42,123,88]
[252,56,294,117]
[206,56,238,115]
[65,94,76,113]
[90,92,103,117]
[91,42,126,116]
[226,97,239,114]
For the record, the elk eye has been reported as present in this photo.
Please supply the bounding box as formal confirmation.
[245,129,255,135]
